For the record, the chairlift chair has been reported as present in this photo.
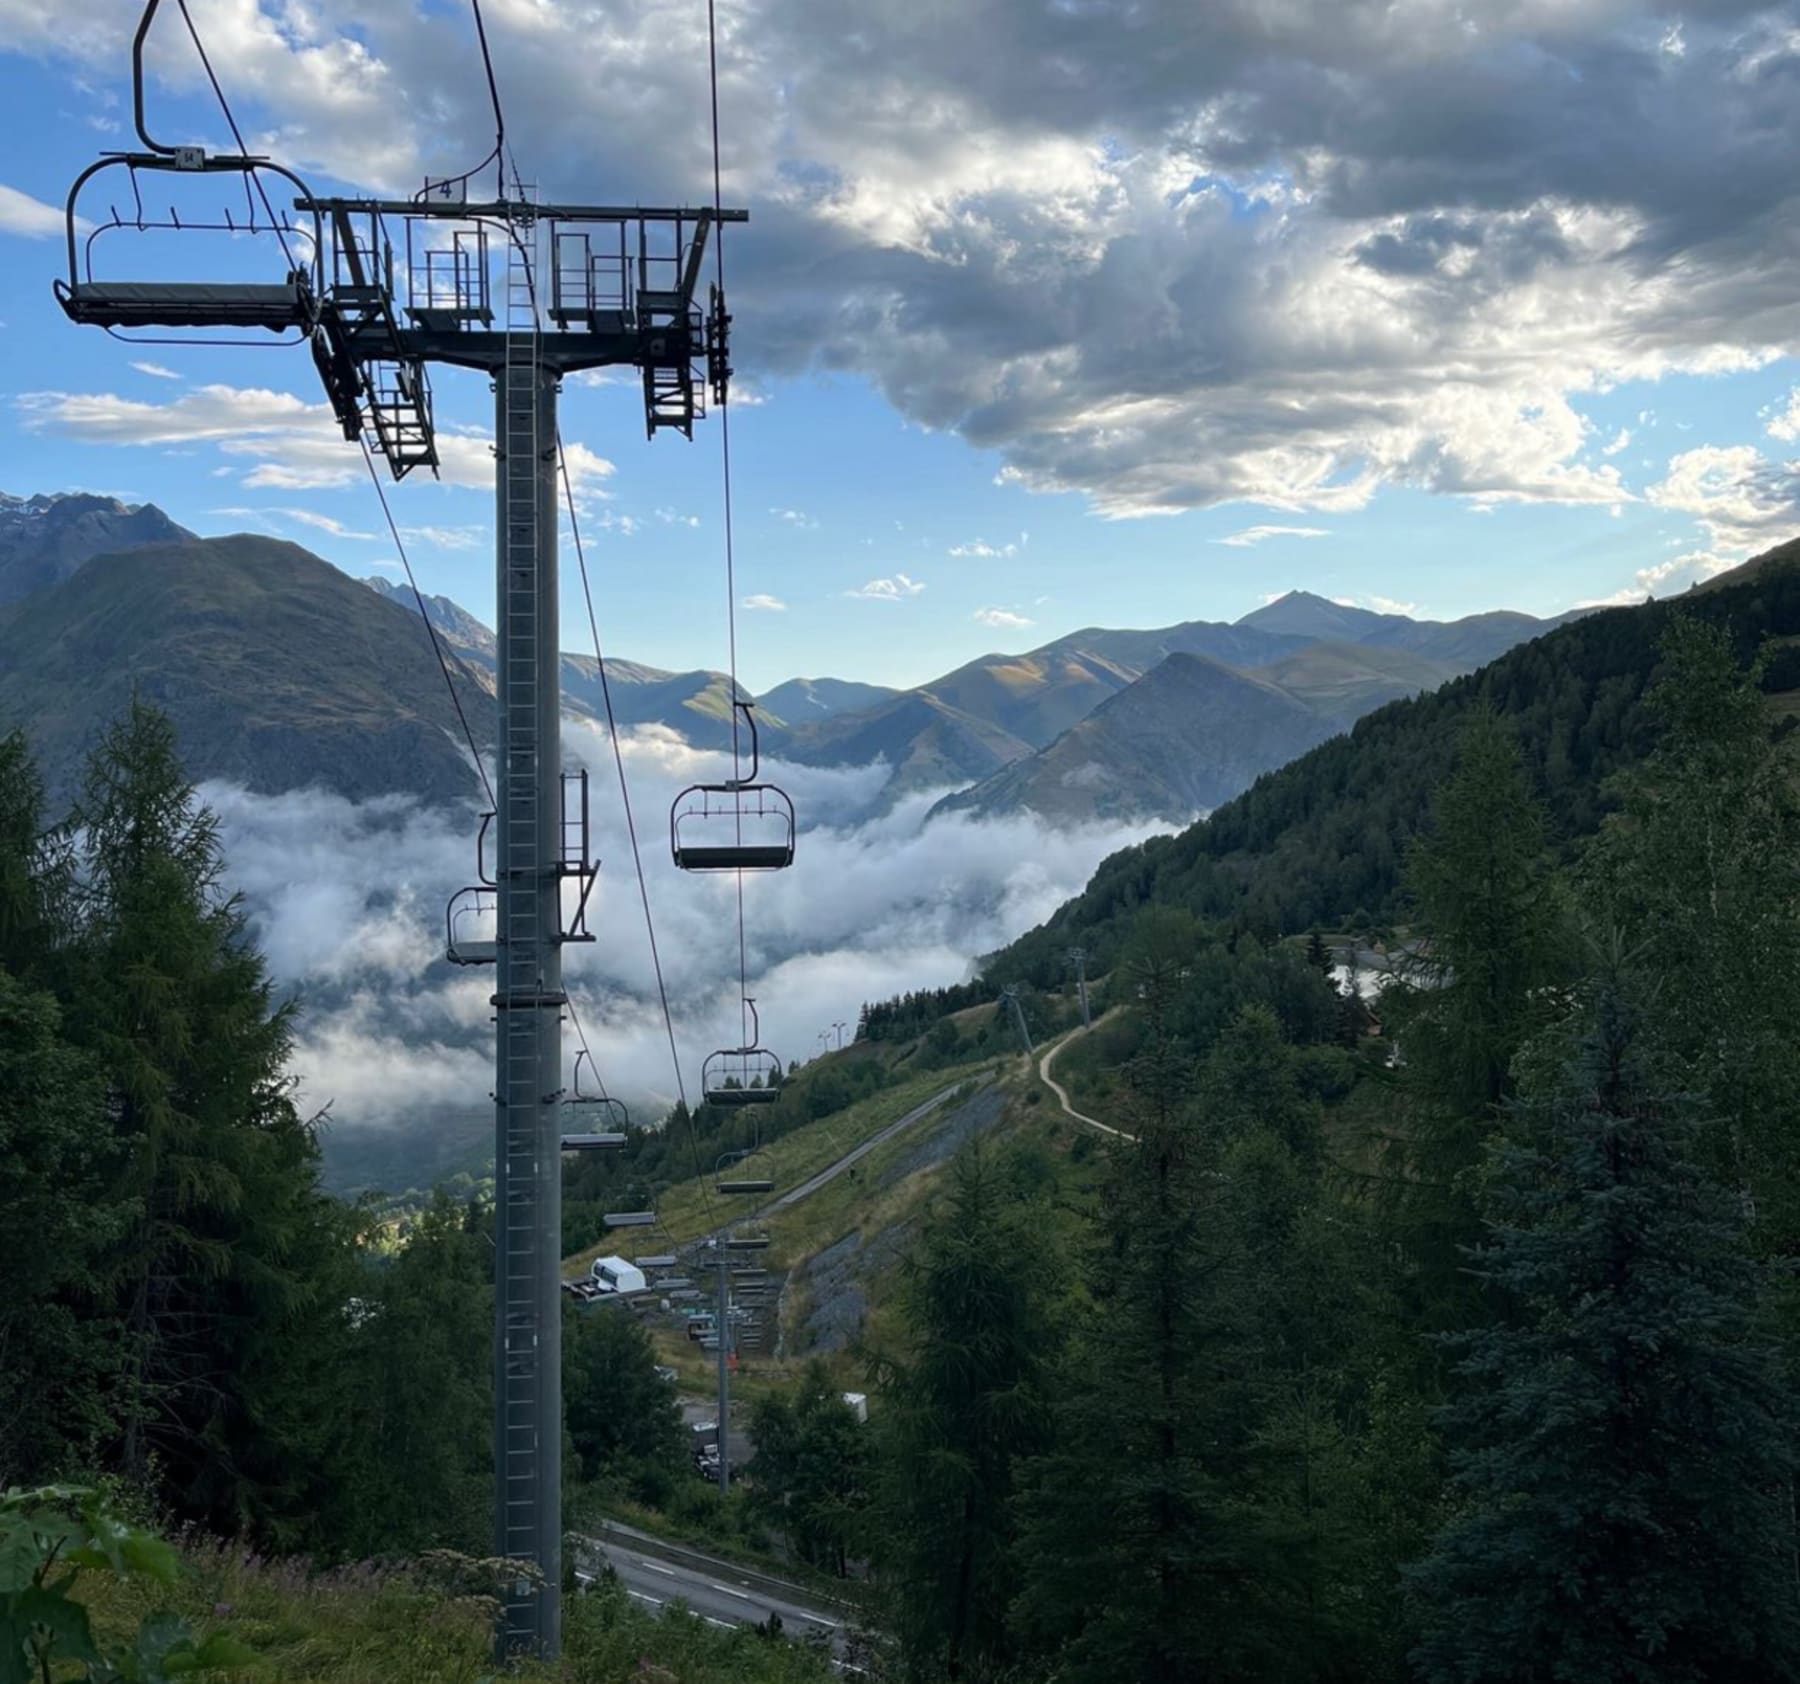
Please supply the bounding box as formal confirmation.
[715,1146,774,1200]
[54,3,324,344]
[703,998,785,1110]
[670,701,796,873]
[560,1049,630,1149]
[443,813,499,965]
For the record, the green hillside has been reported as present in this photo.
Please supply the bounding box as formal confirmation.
[0,534,494,803]
[986,537,1800,983]
[933,651,1339,824]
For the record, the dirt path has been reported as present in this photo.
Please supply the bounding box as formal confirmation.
[1037,1013,1135,1141]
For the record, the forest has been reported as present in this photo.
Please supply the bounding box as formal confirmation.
[6,606,1800,1681]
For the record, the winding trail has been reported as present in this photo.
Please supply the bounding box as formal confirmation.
[1037,1011,1135,1141]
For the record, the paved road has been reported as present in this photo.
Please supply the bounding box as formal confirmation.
[577,1523,862,1662]
[1038,1015,1134,1141]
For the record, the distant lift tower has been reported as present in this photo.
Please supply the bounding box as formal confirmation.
[1000,985,1035,1058]
[1067,947,1091,1029]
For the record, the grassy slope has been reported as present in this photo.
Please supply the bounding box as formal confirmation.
[86,1542,837,1684]
[565,1064,1003,1277]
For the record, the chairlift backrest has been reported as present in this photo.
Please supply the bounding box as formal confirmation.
[54,2,325,345]
[445,885,497,966]
[670,701,796,873]
[703,999,785,1107]
[567,1049,631,1130]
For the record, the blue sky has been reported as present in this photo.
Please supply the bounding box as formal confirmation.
[2,0,1797,693]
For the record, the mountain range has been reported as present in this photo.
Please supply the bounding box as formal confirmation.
[0,490,1583,822]
[987,533,1800,986]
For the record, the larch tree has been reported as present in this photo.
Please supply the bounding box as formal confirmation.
[869,1143,1060,1682]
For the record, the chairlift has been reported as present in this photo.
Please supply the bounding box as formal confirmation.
[445,812,498,965]
[703,998,785,1110]
[54,1,324,344]
[715,1147,774,1200]
[561,1048,631,1140]
[670,701,796,872]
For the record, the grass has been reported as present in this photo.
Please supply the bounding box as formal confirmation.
[83,1538,842,1683]
[566,1064,1001,1276]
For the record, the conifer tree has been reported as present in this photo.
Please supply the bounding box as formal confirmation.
[1583,616,1800,1245]
[1014,955,1300,1683]
[65,703,335,1528]
[1410,970,1800,1682]
[869,1144,1058,1681]
[748,1361,871,1577]
[0,971,129,1483]
[1387,710,1565,1328]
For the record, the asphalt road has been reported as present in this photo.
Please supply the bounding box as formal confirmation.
[577,1525,858,1657]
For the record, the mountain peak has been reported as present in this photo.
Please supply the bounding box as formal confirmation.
[0,490,193,606]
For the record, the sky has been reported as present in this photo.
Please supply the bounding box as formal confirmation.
[1,0,1798,695]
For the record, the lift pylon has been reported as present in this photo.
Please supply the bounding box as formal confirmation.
[55,5,747,1662]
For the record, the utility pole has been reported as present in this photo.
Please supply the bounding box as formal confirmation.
[714,1240,733,1493]
[1067,946,1091,1029]
[1000,985,1034,1058]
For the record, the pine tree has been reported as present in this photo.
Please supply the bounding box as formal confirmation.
[65,702,336,1529]
[869,1143,1059,1681]
[564,1291,684,1494]
[748,1360,871,1577]
[1387,710,1565,1329]
[1409,971,1800,1682]
[0,971,131,1483]
[1583,616,1800,1246]
[1014,955,1300,1683]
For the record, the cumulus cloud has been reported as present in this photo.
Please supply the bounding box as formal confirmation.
[950,534,1027,558]
[201,737,1163,1136]
[1768,388,1800,444]
[974,606,1034,629]
[1646,444,1800,557]
[1214,525,1330,547]
[0,181,68,238]
[13,0,1796,522]
[402,524,487,551]
[771,508,818,528]
[278,508,378,541]
[742,592,787,611]
[16,384,614,497]
[846,572,925,601]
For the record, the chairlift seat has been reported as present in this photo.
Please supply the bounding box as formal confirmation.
[718,1178,775,1196]
[672,842,796,873]
[56,278,314,333]
[561,1132,627,1151]
[638,1254,678,1270]
[604,1210,657,1227]
[725,1236,771,1251]
[705,1085,782,1108]
[407,303,495,331]
[448,939,499,965]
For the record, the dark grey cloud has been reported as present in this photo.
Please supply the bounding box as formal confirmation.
[7,0,1799,518]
